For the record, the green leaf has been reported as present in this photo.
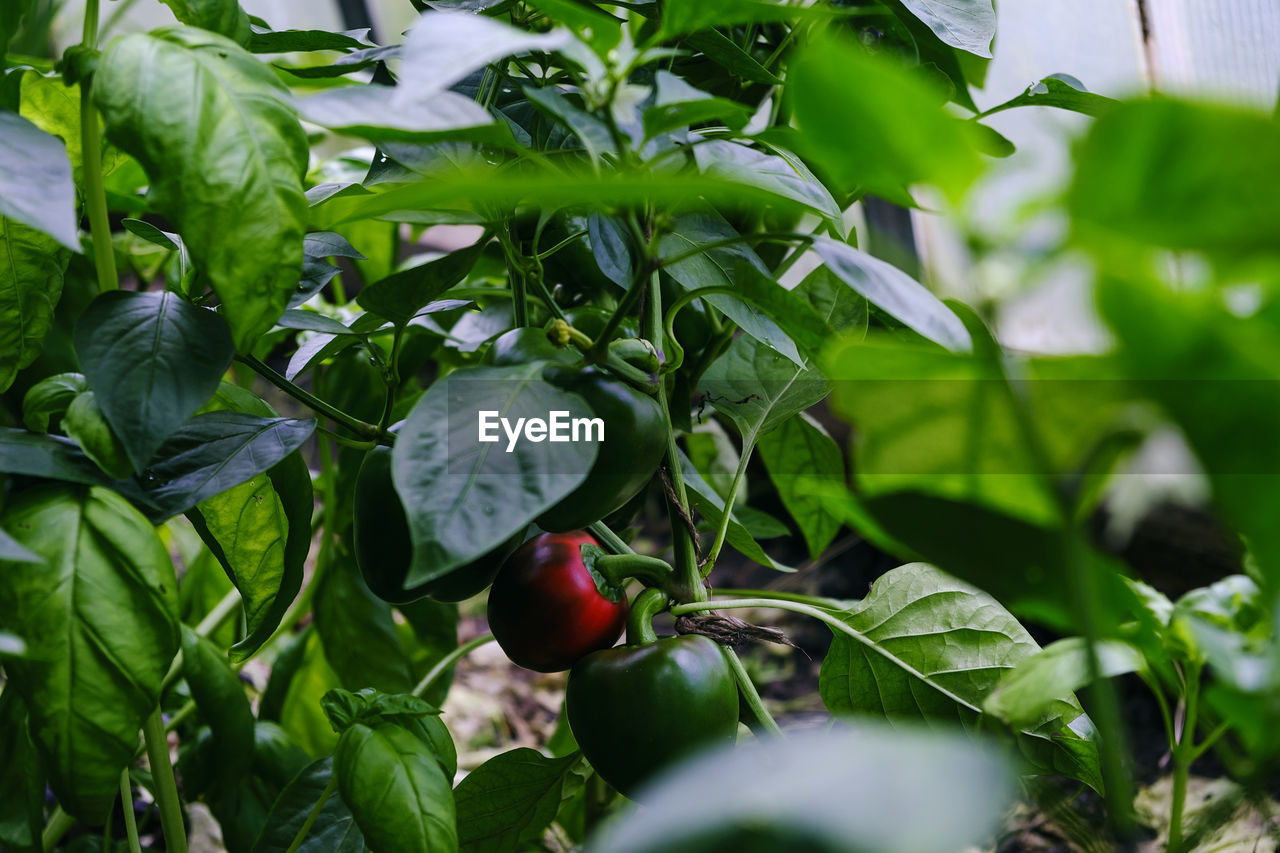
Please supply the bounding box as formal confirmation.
[698,333,829,440]
[1069,99,1280,259]
[678,450,793,573]
[683,30,780,85]
[524,86,613,164]
[321,688,456,778]
[454,748,584,853]
[659,209,803,365]
[181,626,256,793]
[692,140,841,227]
[758,413,844,559]
[62,391,132,479]
[19,71,127,184]
[0,216,69,392]
[0,485,179,821]
[896,0,995,58]
[796,264,868,338]
[813,236,970,352]
[817,563,1102,792]
[140,411,316,520]
[524,0,621,50]
[249,26,372,54]
[984,638,1145,729]
[21,371,87,432]
[658,0,841,40]
[74,291,235,471]
[0,1,34,59]
[790,35,982,200]
[294,86,501,145]
[0,111,79,250]
[978,74,1117,119]
[292,231,366,308]
[357,238,487,326]
[0,428,110,487]
[314,563,416,694]
[589,726,1012,853]
[158,0,251,45]
[642,71,750,139]
[273,630,344,757]
[251,757,364,853]
[334,723,457,853]
[0,689,44,852]
[188,383,313,663]
[94,27,309,351]
[393,363,596,584]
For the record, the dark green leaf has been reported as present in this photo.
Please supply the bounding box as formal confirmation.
[294,86,501,145]
[314,563,416,694]
[0,428,113,487]
[358,238,488,326]
[334,723,457,853]
[249,26,372,54]
[251,757,364,853]
[642,71,750,139]
[393,363,596,583]
[74,290,235,472]
[693,140,841,226]
[141,412,316,518]
[683,30,780,85]
[0,485,179,821]
[678,450,793,572]
[62,391,131,479]
[0,111,79,250]
[524,86,613,163]
[291,231,365,308]
[0,690,43,851]
[278,44,399,79]
[94,27,309,351]
[698,333,829,439]
[454,748,583,853]
[0,216,69,392]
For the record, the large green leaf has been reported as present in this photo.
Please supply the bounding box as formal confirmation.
[699,333,829,440]
[1070,99,1280,260]
[758,413,844,559]
[0,1,34,59]
[334,723,457,853]
[74,291,235,471]
[588,725,1012,853]
[251,757,364,853]
[692,140,842,227]
[0,690,43,852]
[817,563,1102,792]
[0,111,79,249]
[93,27,308,351]
[454,748,584,853]
[393,363,596,583]
[0,485,179,821]
[158,0,251,44]
[984,638,1144,729]
[0,428,111,486]
[789,34,982,201]
[19,71,127,184]
[0,216,69,392]
[357,237,487,326]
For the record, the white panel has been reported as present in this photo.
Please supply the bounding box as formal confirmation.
[1146,0,1280,105]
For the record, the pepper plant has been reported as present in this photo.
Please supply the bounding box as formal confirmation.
[3,1,1280,851]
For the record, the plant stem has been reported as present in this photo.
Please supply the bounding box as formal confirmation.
[702,437,753,572]
[119,769,142,853]
[721,645,782,735]
[193,587,242,638]
[412,633,496,698]
[714,588,846,607]
[80,0,118,294]
[588,520,634,555]
[627,588,668,645]
[41,808,73,851]
[284,774,337,853]
[656,231,815,270]
[236,354,391,443]
[591,552,676,593]
[142,707,189,853]
[1167,665,1201,853]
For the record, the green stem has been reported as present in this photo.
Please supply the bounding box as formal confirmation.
[80,0,118,293]
[1167,665,1201,853]
[656,231,814,271]
[714,588,846,607]
[284,774,337,853]
[1190,721,1230,762]
[588,520,634,555]
[41,808,73,851]
[119,769,142,853]
[661,285,738,374]
[721,645,782,736]
[702,437,753,572]
[627,587,668,645]
[142,707,188,853]
[378,326,405,430]
[592,552,675,592]
[193,587,242,638]
[236,355,391,443]
[412,634,496,698]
